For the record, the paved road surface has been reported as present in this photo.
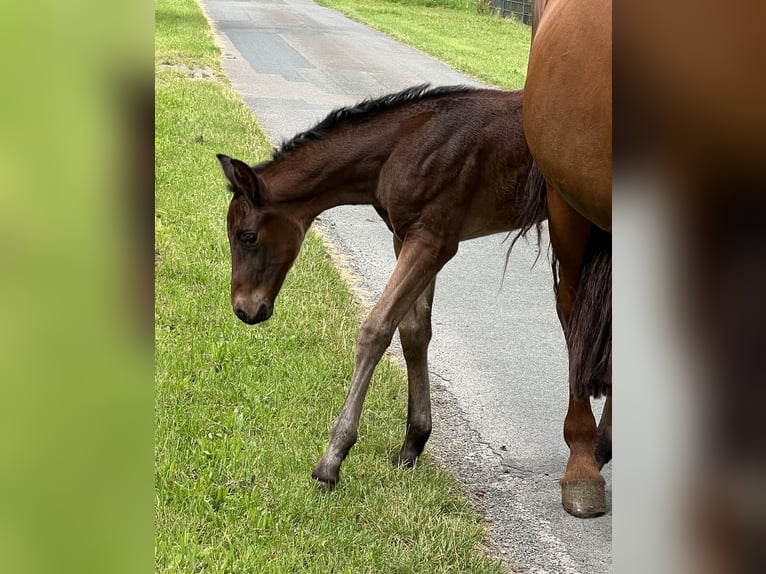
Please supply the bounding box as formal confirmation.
[197,0,611,571]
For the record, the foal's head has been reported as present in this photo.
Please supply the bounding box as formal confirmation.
[217,154,305,325]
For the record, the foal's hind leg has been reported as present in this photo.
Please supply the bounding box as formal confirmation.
[312,231,457,489]
[393,274,436,469]
[391,236,436,468]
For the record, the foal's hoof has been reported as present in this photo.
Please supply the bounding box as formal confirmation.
[561,480,606,518]
[312,466,339,493]
[392,451,417,470]
[313,477,336,494]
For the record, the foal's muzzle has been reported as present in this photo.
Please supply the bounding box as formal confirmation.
[233,300,273,324]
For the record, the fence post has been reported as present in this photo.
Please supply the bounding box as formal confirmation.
[488,0,532,25]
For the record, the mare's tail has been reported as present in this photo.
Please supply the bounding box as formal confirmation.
[558,228,612,398]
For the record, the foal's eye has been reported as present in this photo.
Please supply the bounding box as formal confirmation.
[240,232,259,246]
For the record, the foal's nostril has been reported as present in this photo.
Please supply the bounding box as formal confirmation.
[234,307,250,323]
[254,303,270,323]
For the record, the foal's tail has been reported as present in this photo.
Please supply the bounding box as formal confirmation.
[559,228,612,398]
[506,161,548,264]
[507,161,611,397]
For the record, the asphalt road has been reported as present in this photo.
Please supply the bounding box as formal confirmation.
[197,0,611,571]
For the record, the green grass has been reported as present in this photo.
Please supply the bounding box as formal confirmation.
[316,0,531,89]
[155,0,506,571]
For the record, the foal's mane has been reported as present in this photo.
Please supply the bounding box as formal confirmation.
[258,84,473,168]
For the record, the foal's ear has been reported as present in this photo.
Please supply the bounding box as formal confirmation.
[216,154,262,205]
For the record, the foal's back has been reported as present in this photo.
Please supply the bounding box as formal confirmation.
[375,89,532,241]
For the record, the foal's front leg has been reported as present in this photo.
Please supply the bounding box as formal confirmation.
[312,233,456,489]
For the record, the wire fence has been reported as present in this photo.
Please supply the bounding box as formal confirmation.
[488,0,532,25]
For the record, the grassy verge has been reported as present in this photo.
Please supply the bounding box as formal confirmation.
[316,0,531,89]
[155,0,505,571]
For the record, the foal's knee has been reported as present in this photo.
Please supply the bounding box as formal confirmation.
[357,318,394,355]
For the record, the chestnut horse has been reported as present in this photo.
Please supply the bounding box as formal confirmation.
[217,86,544,490]
[521,0,612,517]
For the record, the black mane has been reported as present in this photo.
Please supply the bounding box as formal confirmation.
[258,84,474,168]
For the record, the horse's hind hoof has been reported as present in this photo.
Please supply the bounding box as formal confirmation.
[561,480,606,518]
[312,465,339,493]
[313,477,336,494]
[392,452,417,470]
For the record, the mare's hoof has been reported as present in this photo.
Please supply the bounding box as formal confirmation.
[312,466,339,493]
[561,480,606,518]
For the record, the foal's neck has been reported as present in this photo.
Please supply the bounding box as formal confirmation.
[260,115,411,216]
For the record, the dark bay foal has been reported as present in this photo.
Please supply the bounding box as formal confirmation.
[217,85,542,489]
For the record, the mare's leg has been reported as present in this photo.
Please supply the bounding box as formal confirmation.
[312,231,457,488]
[392,234,436,467]
[548,187,606,518]
[594,393,612,469]
[562,394,605,517]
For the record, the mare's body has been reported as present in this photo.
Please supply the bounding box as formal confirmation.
[522,0,613,517]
